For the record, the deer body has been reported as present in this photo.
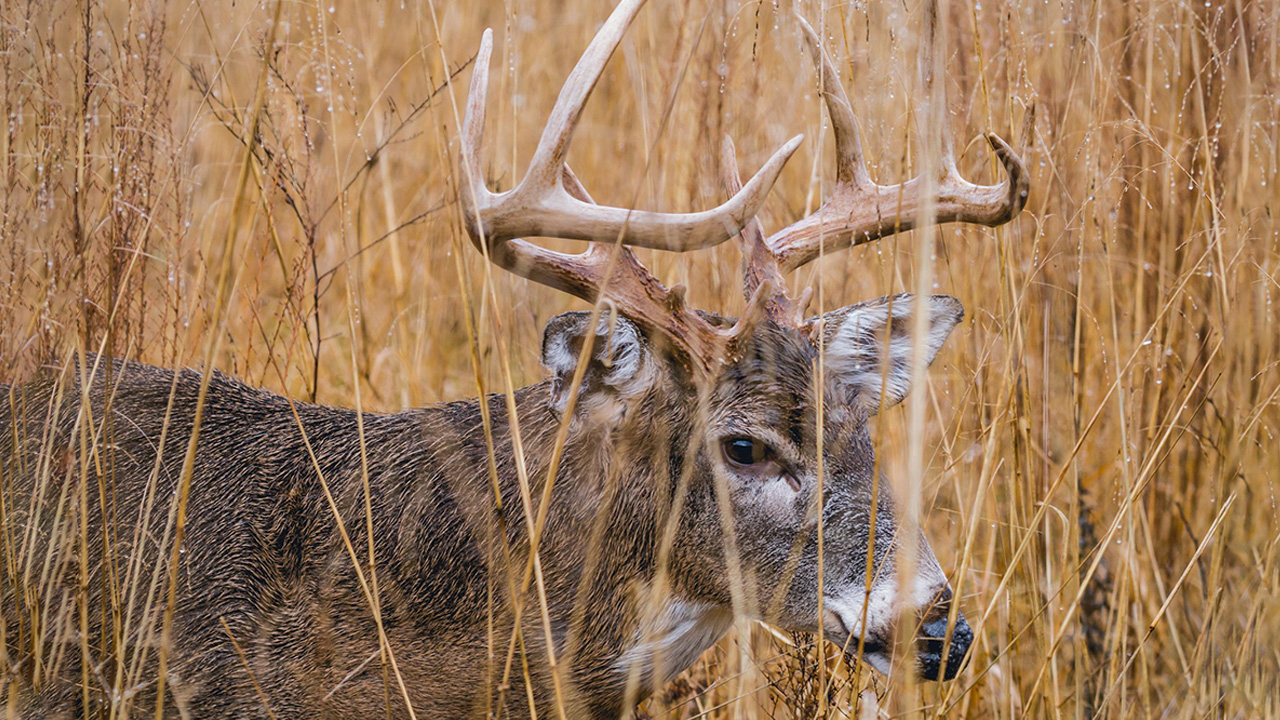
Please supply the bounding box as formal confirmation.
[3,301,964,719]
[3,354,718,718]
[2,0,1028,716]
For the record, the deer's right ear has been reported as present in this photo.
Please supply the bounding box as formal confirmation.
[541,312,658,417]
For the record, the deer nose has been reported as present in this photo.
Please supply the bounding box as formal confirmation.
[917,611,972,681]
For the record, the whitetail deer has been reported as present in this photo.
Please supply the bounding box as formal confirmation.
[1,0,1027,717]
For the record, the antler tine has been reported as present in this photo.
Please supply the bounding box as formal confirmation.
[523,0,646,188]
[720,135,788,320]
[795,15,870,189]
[764,7,1029,274]
[916,0,958,179]
[460,28,495,226]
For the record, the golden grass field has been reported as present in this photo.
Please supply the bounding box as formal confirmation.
[2,0,1278,717]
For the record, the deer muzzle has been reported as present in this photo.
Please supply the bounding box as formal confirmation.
[824,582,973,680]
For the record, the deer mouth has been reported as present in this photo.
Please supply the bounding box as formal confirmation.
[840,638,891,671]
[821,606,973,680]
[823,606,894,674]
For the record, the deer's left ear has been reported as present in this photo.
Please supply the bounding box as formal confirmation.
[820,294,964,414]
[541,311,658,418]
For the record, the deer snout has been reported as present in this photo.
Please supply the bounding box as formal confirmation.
[916,588,972,681]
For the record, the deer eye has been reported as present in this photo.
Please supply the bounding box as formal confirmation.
[723,437,771,467]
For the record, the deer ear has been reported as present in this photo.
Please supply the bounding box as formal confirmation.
[821,294,964,414]
[541,311,658,417]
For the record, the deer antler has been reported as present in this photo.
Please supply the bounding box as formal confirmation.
[721,8,1030,324]
[460,0,1028,367]
[460,0,801,369]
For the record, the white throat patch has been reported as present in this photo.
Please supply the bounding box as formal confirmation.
[613,599,733,690]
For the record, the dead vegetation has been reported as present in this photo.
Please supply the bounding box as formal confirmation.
[1,0,1277,717]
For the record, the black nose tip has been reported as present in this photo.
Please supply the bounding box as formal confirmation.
[917,615,972,681]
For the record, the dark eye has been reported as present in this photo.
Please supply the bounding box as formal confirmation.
[723,437,770,466]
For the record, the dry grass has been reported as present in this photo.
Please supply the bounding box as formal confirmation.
[2,0,1278,717]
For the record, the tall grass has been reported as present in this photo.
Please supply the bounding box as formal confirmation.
[1,0,1277,717]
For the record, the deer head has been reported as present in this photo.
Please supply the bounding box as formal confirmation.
[459,0,1027,685]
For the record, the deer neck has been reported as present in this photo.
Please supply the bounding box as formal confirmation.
[446,382,728,703]
[541,389,731,697]
[612,596,733,695]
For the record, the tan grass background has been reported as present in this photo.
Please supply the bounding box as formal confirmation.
[2,0,1278,717]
